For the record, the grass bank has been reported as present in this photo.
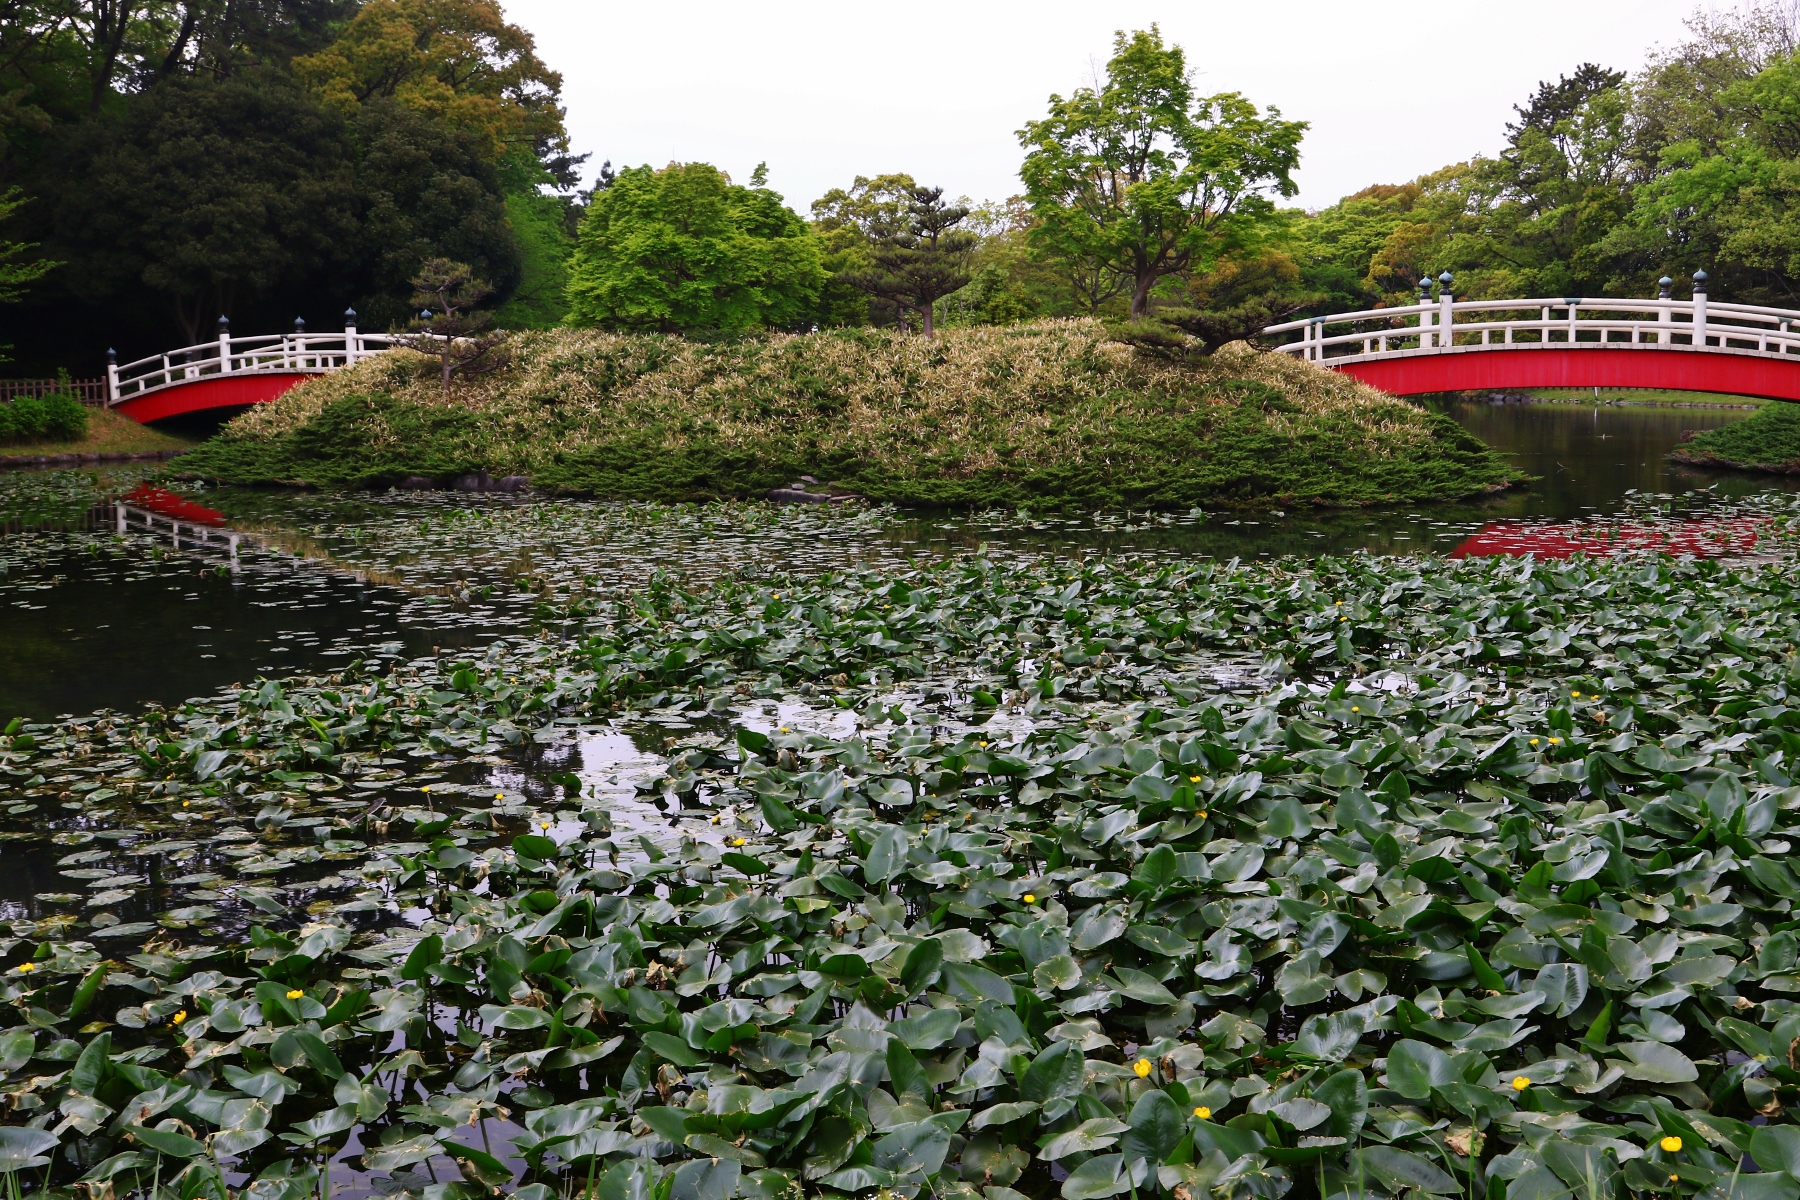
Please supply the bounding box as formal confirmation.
[176,320,1517,509]
[1517,386,1767,408]
[0,405,196,459]
[1670,400,1800,472]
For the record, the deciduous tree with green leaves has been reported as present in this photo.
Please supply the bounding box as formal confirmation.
[1017,26,1306,319]
[565,162,824,334]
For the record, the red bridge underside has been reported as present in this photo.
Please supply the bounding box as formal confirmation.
[1334,346,1800,401]
[113,372,315,424]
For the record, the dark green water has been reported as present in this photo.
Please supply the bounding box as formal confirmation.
[0,401,1789,724]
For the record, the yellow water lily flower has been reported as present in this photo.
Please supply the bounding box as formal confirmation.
[172,1011,187,1025]
[1194,1107,1211,1119]
[732,838,746,847]
[1512,1076,1530,1091]
[1661,1136,1683,1153]
[1023,894,1036,904]
[1133,1059,1152,1078]
[287,989,304,1000]
[15,962,35,974]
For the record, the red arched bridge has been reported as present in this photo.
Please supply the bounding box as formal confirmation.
[108,312,396,423]
[1262,273,1800,400]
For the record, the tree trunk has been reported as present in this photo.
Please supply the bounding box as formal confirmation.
[922,300,935,339]
[1130,270,1157,320]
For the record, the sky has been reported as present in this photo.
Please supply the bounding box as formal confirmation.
[505,0,1714,216]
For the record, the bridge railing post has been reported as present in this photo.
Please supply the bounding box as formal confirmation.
[1692,271,1709,348]
[217,316,232,376]
[1438,272,1455,349]
[344,308,360,367]
[1417,278,1434,348]
[1658,277,1673,345]
[106,348,118,406]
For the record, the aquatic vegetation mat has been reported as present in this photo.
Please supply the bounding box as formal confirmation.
[10,497,1800,1200]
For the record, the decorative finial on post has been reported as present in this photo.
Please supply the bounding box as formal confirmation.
[1691,270,1710,347]
[217,315,230,334]
[294,317,306,334]
[343,307,358,328]
[1436,271,1455,350]
[1658,276,1673,300]
[420,309,433,322]
[106,348,116,365]
[1418,276,1432,301]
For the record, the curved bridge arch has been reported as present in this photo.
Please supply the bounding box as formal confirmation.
[1264,293,1800,401]
[108,321,397,423]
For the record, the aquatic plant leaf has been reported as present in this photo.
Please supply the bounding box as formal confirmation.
[0,1128,60,1171]
[1386,1039,1457,1100]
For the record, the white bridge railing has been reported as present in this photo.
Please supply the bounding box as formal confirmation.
[1264,273,1800,366]
[108,312,398,406]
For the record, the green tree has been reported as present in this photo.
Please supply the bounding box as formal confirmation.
[42,71,521,339]
[840,185,974,336]
[0,185,56,361]
[1017,26,1306,319]
[402,256,503,389]
[566,162,824,334]
[811,172,915,327]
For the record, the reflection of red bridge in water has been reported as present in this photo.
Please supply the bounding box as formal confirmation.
[121,484,226,526]
[1450,516,1767,559]
[115,484,243,565]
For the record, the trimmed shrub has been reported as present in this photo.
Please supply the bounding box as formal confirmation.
[0,390,90,445]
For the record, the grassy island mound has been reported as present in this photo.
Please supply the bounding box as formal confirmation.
[1670,401,1800,473]
[177,320,1516,508]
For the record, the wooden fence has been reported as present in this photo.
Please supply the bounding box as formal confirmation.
[0,378,110,406]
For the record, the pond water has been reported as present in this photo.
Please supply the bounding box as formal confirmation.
[1,400,1783,725]
[1,397,1796,1200]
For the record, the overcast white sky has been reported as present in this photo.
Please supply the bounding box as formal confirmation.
[506,0,1716,215]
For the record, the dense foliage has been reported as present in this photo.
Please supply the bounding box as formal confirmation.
[565,164,825,336]
[0,389,86,444]
[170,322,1516,507]
[8,495,1800,1200]
[1282,5,1800,311]
[1017,28,1305,321]
[0,0,581,370]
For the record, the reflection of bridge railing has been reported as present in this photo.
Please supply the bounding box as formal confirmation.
[107,312,397,406]
[1264,273,1800,365]
[114,485,248,567]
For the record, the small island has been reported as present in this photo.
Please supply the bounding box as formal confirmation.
[174,321,1518,509]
